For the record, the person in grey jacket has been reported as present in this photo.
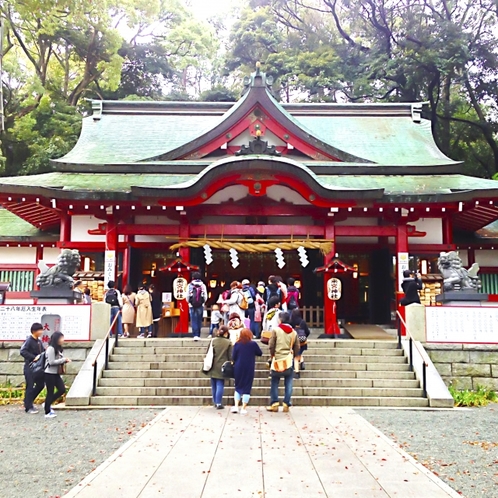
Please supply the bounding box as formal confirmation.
[44,332,71,419]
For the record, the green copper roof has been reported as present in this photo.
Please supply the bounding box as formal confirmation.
[317,174,498,195]
[0,209,53,238]
[0,169,495,199]
[296,116,452,166]
[53,76,457,169]
[56,114,221,165]
[0,172,192,191]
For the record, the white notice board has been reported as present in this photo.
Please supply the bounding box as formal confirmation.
[0,305,91,341]
[426,306,498,344]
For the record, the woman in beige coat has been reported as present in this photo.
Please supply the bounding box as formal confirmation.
[121,285,136,338]
[136,285,153,338]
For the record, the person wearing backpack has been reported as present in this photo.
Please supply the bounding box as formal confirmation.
[241,279,258,338]
[290,308,310,378]
[224,281,245,321]
[105,280,123,337]
[286,278,300,311]
[264,276,281,307]
[188,272,208,341]
[20,322,46,414]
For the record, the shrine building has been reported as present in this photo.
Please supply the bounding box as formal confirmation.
[1,68,498,326]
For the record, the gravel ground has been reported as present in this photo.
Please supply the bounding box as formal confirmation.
[359,405,498,498]
[0,405,159,498]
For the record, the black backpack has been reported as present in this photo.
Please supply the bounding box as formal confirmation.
[189,283,205,308]
[105,288,119,307]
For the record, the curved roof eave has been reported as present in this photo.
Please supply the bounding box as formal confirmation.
[130,155,384,203]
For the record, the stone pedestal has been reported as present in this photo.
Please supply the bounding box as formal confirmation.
[405,303,426,341]
[90,302,111,340]
[436,292,489,307]
[30,288,78,304]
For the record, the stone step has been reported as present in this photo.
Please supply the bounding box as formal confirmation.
[112,347,404,357]
[114,339,399,349]
[102,369,416,380]
[108,354,408,364]
[90,395,428,407]
[95,386,424,398]
[106,361,411,372]
[98,377,421,389]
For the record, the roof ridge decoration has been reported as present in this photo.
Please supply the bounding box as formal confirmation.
[144,67,373,164]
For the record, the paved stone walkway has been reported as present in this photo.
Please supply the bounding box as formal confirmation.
[65,407,459,498]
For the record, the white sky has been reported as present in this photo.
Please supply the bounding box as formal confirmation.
[187,0,241,22]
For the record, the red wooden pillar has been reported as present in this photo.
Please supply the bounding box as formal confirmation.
[442,215,453,245]
[323,224,339,335]
[105,217,118,285]
[176,224,190,334]
[396,223,409,335]
[60,212,71,243]
[122,235,131,288]
[34,245,43,290]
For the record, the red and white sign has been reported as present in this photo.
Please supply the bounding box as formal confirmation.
[0,304,91,341]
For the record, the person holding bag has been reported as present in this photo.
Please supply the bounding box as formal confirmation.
[44,332,71,419]
[204,326,232,409]
[20,322,46,414]
[266,312,300,413]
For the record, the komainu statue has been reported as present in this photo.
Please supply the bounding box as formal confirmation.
[36,249,81,289]
[437,251,481,292]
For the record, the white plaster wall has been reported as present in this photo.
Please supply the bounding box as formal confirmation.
[266,186,310,205]
[458,249,468,267]
[71,215,105,242]
[135,235,171,243]
[204,185,248,204]
[335,217,378,226]
[42,247,60,264]
[134,215,179,226]
[71,215,124,242]
[0,247,36,264]
[410,218,442,245]
[475,250,498,267]
[228,129,285,146]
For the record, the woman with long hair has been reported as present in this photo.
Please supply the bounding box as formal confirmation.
[136,284,153,338]
[121,285,136,338]
[205,325,233,409]
[231,328,263,415]
[290,308,310,374]
[44,332,71,419]
[148,284,162,338]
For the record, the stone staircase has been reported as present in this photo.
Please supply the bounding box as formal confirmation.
[90,339,428,407]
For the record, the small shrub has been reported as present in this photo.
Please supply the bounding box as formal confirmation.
[449,384,497,407]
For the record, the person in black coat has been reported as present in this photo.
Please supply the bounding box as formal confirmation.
[290,309,310,375]
[400,270,423,306]
[20,323,46,414]
[149,284,162,338]
[231,328,263,415]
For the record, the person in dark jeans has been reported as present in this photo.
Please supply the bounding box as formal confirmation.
[44,332,71,419]
[188,272,207,341]
[242,279,258,338]
[20,322,46,414]
[149,284,162,338]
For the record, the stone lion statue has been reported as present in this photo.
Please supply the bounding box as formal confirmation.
[36,249,81,289]
[437,251,481,292]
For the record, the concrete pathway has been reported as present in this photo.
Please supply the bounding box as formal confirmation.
[65,407,459,498]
